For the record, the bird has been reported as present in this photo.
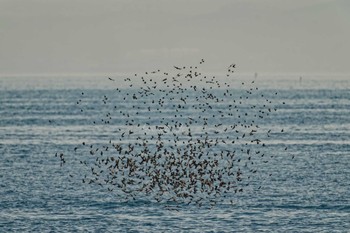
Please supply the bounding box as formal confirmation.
[56,59,290,207]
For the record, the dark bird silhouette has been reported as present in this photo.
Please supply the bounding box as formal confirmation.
[56,59,290,207]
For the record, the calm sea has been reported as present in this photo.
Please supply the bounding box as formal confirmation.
[0,75,349,232]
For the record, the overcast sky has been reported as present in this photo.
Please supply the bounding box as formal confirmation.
[1,0,349,75]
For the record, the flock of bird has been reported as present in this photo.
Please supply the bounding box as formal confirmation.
[56,59,289,207]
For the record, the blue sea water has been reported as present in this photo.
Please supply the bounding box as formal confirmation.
[0,75,349,232]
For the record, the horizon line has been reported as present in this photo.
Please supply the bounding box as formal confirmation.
[1,72,349,78]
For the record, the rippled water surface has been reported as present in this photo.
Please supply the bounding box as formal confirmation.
[0,75,349,232]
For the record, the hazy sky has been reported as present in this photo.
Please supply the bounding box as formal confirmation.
[1,0,349,75]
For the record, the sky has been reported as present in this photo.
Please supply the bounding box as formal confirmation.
[1,0,350,76]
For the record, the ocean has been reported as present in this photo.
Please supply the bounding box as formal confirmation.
[0,74,349,232]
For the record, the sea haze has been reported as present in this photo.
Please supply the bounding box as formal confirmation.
[0,75,349,232]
